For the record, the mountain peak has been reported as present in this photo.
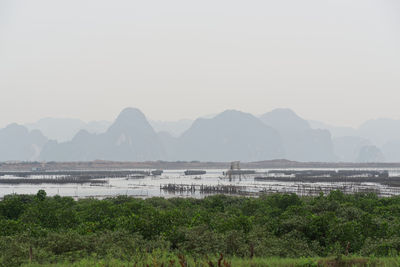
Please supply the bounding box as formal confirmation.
[116,107,146,122]
[189,110,262,131]
[269,108,297,115]
[260,108,310,133]
[263,108,306,122]
[0,124,48,161]
[214,110,256,121]
[109,108,151,133]
[3,123,29,136]
[176,109,284,161]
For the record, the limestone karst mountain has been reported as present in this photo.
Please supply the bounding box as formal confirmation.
[309,120,358,138]
[150,119,193,137]
[382,140,400,162]
[310,117,400,162]
[25,118,111,142]
[169,110,284,162]
[2,107,400,163]
[260,109,336,162]
[356,145,385,163]
[358,118,400,147]
[0,124,48,161]
[40,108,165,161]
[333,136,372,162]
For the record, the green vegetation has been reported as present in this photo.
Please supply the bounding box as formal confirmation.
[19,256,400,267]
[2,190,400,266]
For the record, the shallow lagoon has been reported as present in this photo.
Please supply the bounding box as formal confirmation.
[2,168,400,198]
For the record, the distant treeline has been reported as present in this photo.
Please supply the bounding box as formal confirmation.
[3,160,400,172]
[1,191,400,266]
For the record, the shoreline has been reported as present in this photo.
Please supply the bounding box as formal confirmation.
[2,159,400,171]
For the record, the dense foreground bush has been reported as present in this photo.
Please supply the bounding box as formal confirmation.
[20,256,400,267]
[2,190,400,266]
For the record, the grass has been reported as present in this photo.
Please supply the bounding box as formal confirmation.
[21,256,400,267]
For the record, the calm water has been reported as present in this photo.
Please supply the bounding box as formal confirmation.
[2,168,400,199]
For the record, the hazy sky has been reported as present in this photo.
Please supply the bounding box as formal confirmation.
[1,0,399,127]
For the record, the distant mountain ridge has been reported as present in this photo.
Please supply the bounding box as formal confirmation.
[310,118,400,162]
[40,108,165,161]
[1,107,400,162]
[0,124,48,161]
[170,110,284,161]
[150,119,193,137]
[25,118,111,142]
[260,109,336,162]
